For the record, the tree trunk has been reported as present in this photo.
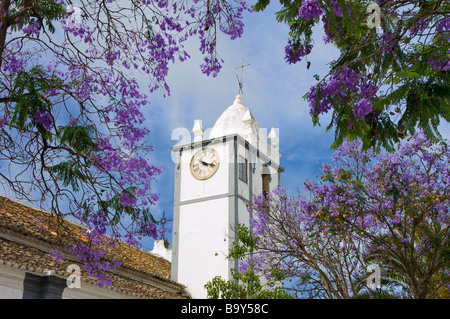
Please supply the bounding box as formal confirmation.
[0,0,34,68]
[414,281,429,299]
[0,0,12,68]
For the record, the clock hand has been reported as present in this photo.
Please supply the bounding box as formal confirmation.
[201,160,215,167]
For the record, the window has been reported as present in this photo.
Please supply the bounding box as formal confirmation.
[262,174,270,196]
[238,156,248,183]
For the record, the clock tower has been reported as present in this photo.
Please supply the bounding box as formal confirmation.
[171,94,283,298]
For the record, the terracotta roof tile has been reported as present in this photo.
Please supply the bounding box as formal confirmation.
[0,196,188,299]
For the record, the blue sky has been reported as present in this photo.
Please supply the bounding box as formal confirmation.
[2,2,448,253]
[140,3,450,252]
[0,2,340,253]
[140,4,342,250]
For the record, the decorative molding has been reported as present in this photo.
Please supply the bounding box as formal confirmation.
[0,227,187,298]
[171,133,284,172]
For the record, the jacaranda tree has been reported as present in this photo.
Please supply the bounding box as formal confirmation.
[246,131,449,298]
[254,0,450,151]
[205,224,293,299]
[0,0,251,286]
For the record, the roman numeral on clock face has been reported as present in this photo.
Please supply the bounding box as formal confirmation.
[190,148,219,180]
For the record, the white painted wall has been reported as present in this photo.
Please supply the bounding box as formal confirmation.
[0,263,25,298]
[0,262,140,299]
[179,144,230,203]
[172,132,282,299]
[176,198,230,299]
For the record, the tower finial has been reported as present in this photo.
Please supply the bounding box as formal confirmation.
[235,59,250,95]
[192,119,205,143]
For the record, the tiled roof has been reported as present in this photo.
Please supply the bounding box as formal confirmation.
[0,196,188,299]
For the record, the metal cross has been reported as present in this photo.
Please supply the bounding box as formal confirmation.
[235,59,250,95]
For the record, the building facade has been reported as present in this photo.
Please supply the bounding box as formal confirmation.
[171,94,283,298]
[0,196,188,299]
[0,94,283,299]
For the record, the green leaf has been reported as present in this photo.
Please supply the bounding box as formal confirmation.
[58,124,97,153]
[46,160,87,192]
[253,0,271,12]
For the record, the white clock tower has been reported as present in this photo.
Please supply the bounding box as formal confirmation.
[171,94,283,298]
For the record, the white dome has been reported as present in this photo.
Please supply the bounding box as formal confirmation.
[209,95,264,142]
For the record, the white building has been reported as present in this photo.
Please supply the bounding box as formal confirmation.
[171,94,283,298]
[0,93,283,299]
[0,197,187,299]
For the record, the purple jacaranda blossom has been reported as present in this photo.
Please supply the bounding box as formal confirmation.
[308,67,377,121]
[34,109,53,131]
[284,40,313,64]
[298,0,324,20]
[2,0,253,288]
[354,98,373,119]
[246,131,449,298]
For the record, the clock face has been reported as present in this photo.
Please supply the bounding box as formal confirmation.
[190,148,219,180]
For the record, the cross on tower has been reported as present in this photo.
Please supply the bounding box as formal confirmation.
[235,59,250,95]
